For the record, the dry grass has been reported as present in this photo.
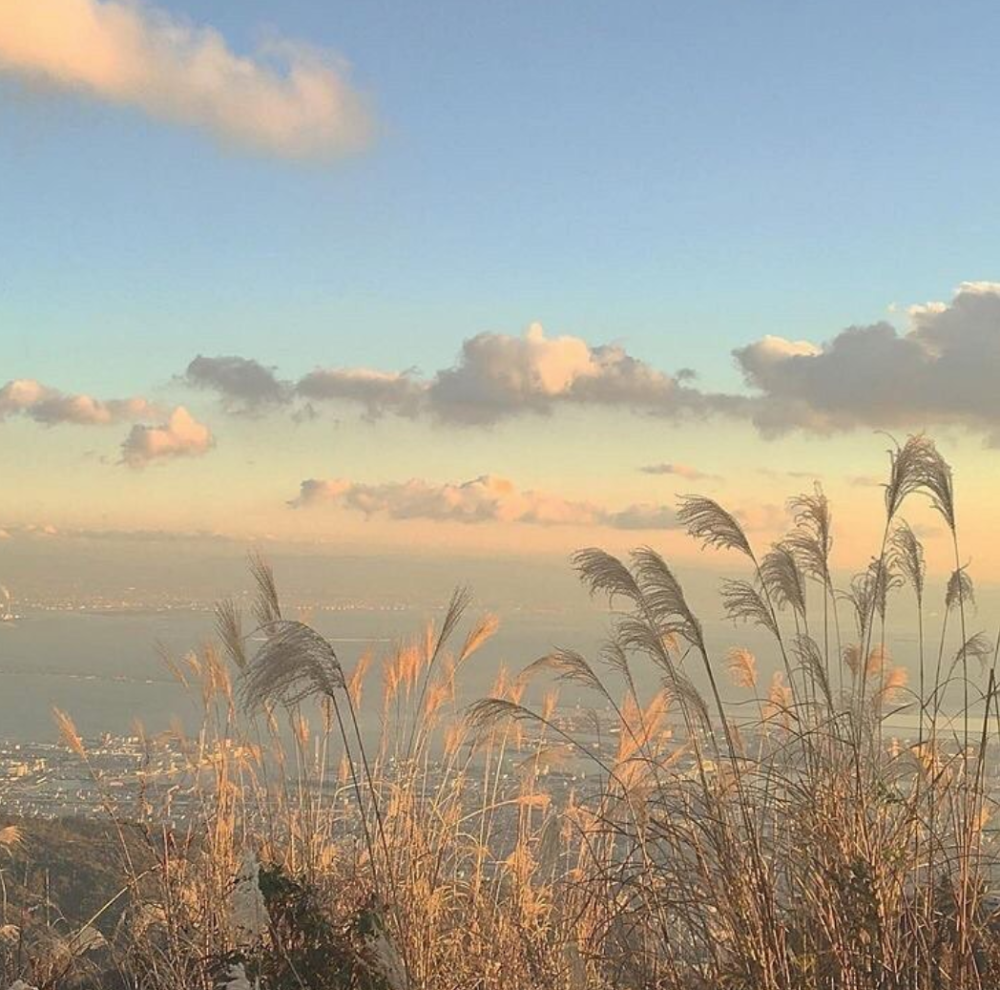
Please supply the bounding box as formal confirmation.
[5,435,1000,989]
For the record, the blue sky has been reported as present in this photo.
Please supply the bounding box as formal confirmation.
[3,0,1000,395]
[3,0,1000,578]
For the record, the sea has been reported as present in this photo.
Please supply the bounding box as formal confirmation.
[0,596,977,744]
[0,604,610,742]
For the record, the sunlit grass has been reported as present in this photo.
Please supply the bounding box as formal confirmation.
[4,435,1000,989]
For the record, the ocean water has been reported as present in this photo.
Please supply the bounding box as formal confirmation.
[0,598,982,743]
[0,606,611,742]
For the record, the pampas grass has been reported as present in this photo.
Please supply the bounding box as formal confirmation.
[9,434,1000,989]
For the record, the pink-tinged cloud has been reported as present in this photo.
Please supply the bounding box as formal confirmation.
[0,0,374,160]
[290,474,678,531]
[121,406,213,467]
[0,379,159,425]
[426,323,743,424]
[0,523,61,538]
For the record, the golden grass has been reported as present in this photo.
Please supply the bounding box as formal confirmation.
[5,435,1000,989]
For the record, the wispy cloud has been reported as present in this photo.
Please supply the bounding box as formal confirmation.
[290,473,678,531]
[121,406,213,467]
[639,462,721,482]
[0,0,374,160]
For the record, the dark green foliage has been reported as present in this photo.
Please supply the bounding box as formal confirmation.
[215,863,390,990]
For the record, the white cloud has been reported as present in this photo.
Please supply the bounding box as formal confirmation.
[121,406,213,467]
[426,323,737,424]
[290,473,678,531]
[0,0,374,160]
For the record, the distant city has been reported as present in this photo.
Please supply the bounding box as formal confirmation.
[0,718,974,825]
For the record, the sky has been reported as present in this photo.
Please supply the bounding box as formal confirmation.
[2,0,1000,591]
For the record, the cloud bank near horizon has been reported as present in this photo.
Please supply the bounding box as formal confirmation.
[290,473,678,531]
[0,0,374,160]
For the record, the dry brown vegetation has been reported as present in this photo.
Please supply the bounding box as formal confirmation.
[5,435,1000,989]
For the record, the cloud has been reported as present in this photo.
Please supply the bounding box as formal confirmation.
[297,367,426,419]
[121,406,213,467]
[184,355,291,413]
[603,503,680,530]
[734,282,1000,442]
[0,0,374,160]
[204,323,745,426]
[290,474,678,531]
[0,523,60,539]
[0,523,240,544]
[848,475,882,488]
[425,323,742,425]
[181,282,1000,440]
[639,462,721,482]
[0,379,159,425]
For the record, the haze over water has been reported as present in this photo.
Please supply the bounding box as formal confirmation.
[2,569,988,742]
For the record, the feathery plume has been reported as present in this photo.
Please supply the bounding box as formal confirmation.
[721,580,779,638]
[53,708,85,759]
[249,551,282,629]
[786,484,833,581]
[760,543,807,619]
[216,597,247,669]
[726,648,758,689]
[518,650,612,704]
[241,620,345,710]
[677,495,754,559]
[572,548,642,606]
[458,613,499,665]
[946,565,975,614]
[631,546,705,652]
[890,521,926,604]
